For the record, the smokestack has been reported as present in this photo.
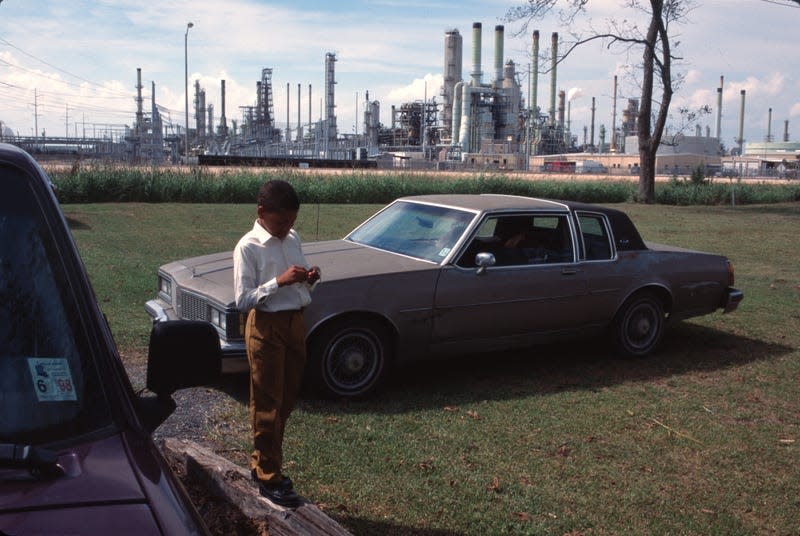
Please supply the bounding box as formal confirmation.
[297,83,301,141]
[558,89,565,129]
[767,107,773,143]
[308,84,312,126]
[494,25,504,86]
[785,120,790,142]
[715,75,723,139]
[286,82,290,141]
[737,89,746,154]
[471,23,482,86]
[591,96,596,151]
[549,32,558,126]
[135,68,143,133]
[443,28,463,139]
[531,30,539,118]
[611,75,618,152]
[220,80,227,135]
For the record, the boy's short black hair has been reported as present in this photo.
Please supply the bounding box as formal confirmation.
[257,180,300,212]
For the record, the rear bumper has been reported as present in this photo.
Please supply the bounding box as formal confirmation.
[723,287,744,313]
[145,299,248,374]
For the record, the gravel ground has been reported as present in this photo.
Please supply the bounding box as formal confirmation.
[124,358,249,454]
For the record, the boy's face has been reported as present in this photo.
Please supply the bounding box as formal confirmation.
[257,207,298,240]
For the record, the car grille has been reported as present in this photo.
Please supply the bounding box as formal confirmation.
[178,290,243,340]
[179,291,208,321]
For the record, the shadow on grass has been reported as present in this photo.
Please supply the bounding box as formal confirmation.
[328,516,464,536]
[65,215,91,230]
[211,321,793,414]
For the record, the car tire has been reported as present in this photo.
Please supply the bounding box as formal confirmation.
[612,291,665,357]
[307,317,392,398]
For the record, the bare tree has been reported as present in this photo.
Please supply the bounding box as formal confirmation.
[507,0,693,203]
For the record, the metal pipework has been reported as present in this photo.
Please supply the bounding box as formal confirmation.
[451,81,464,146]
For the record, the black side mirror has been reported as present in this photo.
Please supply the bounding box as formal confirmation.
[146,320,221,398]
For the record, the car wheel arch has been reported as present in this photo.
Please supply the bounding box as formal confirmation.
[616,284,673,318]
[305,311,397,398]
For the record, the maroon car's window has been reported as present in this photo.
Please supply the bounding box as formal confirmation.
[0,165,112,445]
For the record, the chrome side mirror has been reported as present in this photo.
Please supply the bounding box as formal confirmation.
[475,252,496,275]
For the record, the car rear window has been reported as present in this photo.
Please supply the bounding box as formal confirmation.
[0,164,113,446]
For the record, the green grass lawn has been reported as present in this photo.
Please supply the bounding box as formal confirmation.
[64,201,800,536]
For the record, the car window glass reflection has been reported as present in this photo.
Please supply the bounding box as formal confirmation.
[348,201,474,263]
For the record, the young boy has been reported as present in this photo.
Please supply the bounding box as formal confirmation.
[233,180,320,508]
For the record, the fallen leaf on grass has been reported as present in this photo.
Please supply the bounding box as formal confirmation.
[778,438,795,445]
[512,511,531,522]
[417,460,435,471]
[486,476,502,493]
[700,508,716,515]
[466,410,481,420]
[443,405,459,412]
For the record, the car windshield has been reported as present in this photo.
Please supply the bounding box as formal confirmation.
[346,200,476,263]
[0,164,112,446]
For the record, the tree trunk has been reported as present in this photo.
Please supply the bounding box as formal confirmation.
[635,0,665,204]
[638,147,657,202]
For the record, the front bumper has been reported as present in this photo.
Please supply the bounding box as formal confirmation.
[723,287,744,313]
[145,299,248,373]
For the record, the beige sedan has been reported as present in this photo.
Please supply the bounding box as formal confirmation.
[146,194,742,398]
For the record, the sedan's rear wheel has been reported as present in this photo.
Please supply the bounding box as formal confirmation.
[307,318,391,398]
[613,291,665,357]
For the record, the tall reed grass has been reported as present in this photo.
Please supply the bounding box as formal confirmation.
[48,164,800,205]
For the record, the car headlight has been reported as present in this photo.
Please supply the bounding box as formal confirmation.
[209,307,227,331]
[158,275,172,299]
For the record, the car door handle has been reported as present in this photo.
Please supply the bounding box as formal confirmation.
[561,267,579,275]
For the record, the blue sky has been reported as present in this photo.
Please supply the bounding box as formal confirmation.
[1,0,798,150]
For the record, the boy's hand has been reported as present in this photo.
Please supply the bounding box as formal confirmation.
[307,266,321,284]
[277,265,309,286]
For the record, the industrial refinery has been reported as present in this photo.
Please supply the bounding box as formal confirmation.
[3,22,798,177]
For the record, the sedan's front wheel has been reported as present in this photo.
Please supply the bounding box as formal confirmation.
[613,291,665,357]
[307,318,392,398]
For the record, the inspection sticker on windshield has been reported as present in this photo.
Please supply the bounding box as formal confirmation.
[27,358,77,402]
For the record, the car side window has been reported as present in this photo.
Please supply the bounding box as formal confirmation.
[457,214,574,267]
[0,164,111,445]
[578,213,613,261]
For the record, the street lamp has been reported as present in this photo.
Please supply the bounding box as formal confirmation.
[184,21,194,160]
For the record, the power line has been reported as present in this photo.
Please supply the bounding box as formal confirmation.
[757,0,800,7]
[0,37,133,97]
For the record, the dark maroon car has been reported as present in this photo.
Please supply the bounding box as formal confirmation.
[0,143,219,534]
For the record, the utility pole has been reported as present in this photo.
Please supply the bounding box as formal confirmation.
[33,89,40,147]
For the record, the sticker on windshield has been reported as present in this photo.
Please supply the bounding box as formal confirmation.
[27,358,78,402]
[438,247,451,257]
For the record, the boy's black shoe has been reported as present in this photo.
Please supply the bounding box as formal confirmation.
[251,470,293,491]
[257,480,302,508]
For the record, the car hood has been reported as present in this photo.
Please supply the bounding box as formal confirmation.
[162,239,437,307]
[0,433,160,532]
